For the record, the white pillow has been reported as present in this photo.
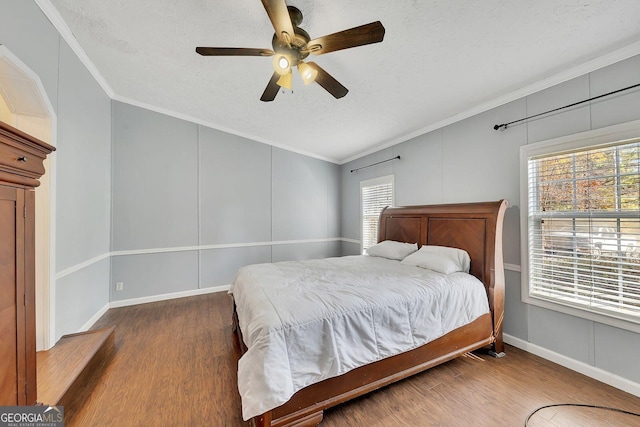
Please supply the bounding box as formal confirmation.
[401,245,471,274]
[366,240,418,260]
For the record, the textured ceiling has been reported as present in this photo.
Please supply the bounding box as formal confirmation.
[47,0,640,163]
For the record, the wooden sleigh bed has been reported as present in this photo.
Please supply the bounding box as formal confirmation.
[232,199,508,427]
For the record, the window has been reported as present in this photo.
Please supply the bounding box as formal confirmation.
[522,123,640,327]
[361,175,394,254]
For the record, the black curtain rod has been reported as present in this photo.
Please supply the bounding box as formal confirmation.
[350,155,400,173]
[493,82,640,131]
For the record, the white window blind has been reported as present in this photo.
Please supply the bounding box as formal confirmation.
[361,175,394,253]
[526,139,640,321]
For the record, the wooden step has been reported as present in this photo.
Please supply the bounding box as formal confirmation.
[37,327,115,409]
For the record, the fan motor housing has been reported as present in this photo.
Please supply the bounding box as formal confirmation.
[271,6,310,65]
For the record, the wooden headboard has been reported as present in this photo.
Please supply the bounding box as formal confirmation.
[378,200,509,350]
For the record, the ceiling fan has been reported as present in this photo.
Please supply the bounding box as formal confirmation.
[196,0,385,102]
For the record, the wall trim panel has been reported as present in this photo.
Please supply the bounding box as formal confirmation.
[504,263,521,272]
[57,240,514,287]
[111,238,353,256]
[55,252,111,280]
[55,238,356,283]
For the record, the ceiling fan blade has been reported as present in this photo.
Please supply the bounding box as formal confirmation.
[307,21,385,55]
[261,0,295,44]
[260,72,281,102]
[307,62,348,99]
[196,47,274,56]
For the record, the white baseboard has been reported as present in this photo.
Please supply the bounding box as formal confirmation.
[503,333,640,398]
[109,285,230,308]
[78,302,110,333]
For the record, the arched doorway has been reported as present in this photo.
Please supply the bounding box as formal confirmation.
[0,46,56,350]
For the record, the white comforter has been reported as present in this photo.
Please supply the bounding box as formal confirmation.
[229,255,490,420]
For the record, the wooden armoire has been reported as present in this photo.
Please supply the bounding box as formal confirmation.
[0,120,54,405]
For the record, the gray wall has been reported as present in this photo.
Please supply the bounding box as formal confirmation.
[341,54,640,384]
[110,101,341,301]
[1,1,112,341]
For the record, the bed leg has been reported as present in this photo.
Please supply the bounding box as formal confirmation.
[231,300,238,333]
[274,410,324,427]
[289,411,324,426]
[231,304,248,353]
[250,410,323,427]
[251,411,272,427]
[489,336,506,358]
[488,349,506,358]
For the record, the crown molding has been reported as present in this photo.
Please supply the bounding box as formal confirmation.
[340,39,640,164]
[35,0,115,98]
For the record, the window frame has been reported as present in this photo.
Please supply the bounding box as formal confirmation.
[360,175,394,255]
[520,119,640,333]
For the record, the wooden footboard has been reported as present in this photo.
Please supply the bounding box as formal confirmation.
[234,306,495,427]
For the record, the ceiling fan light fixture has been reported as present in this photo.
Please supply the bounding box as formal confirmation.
[195,4,385,101]
[276,71,292,89]
[298,62,318,85]
[273,54,291,75]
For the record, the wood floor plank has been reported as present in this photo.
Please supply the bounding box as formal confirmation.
[37,327,115,407]
[69,292,640,426]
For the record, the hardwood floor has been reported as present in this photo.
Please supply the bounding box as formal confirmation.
[70,292,640,426]
[37,327,115,413]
